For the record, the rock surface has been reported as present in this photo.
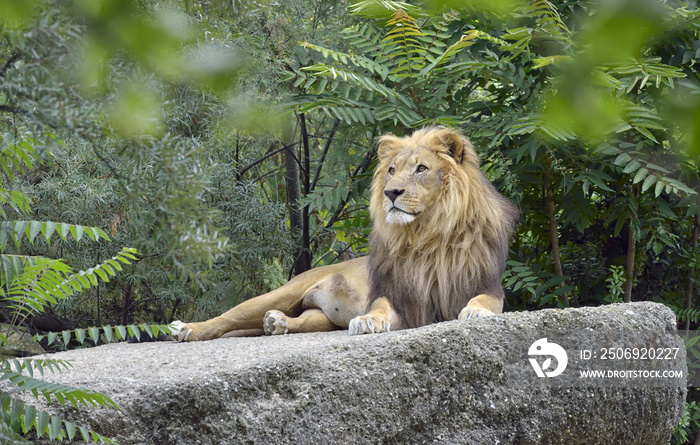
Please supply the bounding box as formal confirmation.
[0,323,45,356]
[25,302,686,444]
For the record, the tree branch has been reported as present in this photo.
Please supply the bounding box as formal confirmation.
[0,51,20,78]
[309,118,340,193]
[0,105,24,115]
[321,132,378,231]
[236,142,301,181]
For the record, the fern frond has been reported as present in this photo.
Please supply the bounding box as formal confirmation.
[0,220,111,253]
[676,307,700,323]
[1,367,117,409]
[0,393,116,443]
[5,358,72,379]
[418,33,481,78]
[382,9,427,78]
[299,64,399,98]
[526,0,572,44]
[3,248,138,326]
[502,260,573,307]
[506,114,577,141]
[349,0,426,19]
[34,322,173,347]
[342,23,394,63]
[0,189,31,219]
[301,42,389,80]
[0,133,36,181]
[604,144,697,197]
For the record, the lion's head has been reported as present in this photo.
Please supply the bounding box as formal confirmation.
[370,127,482,228]
[367,127,518,328]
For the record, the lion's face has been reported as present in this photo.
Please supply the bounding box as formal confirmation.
[372,128,477,227]
[381,146,445,225]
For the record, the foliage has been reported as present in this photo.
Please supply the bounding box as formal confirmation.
[0,200,132,443]
[1,359,117,443]
[285,7,481,128]
[285,0,700,314]
[501,260,571,307]
[674,398,700,444]
[33,322,171,349]
[604,265,626,304]
[0,0,697,441]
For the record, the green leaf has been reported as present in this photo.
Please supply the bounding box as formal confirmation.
[76,329,86,345]
[62,330,71,346]
[65,421,76,440]
[49,415,62,440]
[622,159,641,174]
[614,153,632,166]
[42,222,56,241]
[23,404,35,434]
[633,167,648,184]
[72,224,85,242]
[95,267,109,282]
[116,325,127,340]
[103,325,113,343]
[79,426,90,442]
[59,223,71,240]
[128,325,140,341]
[29,221,42,243]
[89,327,100,345]
[641,173,657,192]
[36,410,49,438]
[554,286,575,296]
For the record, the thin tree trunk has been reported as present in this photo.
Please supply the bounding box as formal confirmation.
[544,160,569,307]
[623,183,640,303]
[298,114,311,275]
[284,141,310,276]
[96,250,101,326]
[122,282,132,326]
[685,214,699,332]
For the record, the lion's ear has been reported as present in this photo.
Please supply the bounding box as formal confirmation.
[377,135,400,161]
[437,130,479,167]
[440,131,465,164]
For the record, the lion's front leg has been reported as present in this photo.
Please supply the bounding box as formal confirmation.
[348,297,403,335]
[458,293,503,320]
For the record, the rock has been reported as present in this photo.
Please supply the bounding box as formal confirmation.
[24,302,686,444]
[0,323,45,356]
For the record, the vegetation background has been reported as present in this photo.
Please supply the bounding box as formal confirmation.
[0,0,699,442]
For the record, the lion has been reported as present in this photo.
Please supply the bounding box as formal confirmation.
[170,127,518,341]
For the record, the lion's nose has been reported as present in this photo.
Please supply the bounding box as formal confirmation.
[384,188,405,203]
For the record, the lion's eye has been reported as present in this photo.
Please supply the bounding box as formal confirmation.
[388,167,395,175]
[416,165,427,173]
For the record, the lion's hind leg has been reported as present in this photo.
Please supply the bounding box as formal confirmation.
[301,273,368,329]
[458,293,504,320]
[264,272,369,335]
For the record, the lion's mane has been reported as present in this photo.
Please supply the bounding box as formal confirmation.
[367,127,519,328]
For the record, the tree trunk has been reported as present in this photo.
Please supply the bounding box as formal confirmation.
[545,161,569,307]
[122,282,132,326]
[623,183,640,303]
[284,141,310,276]
[685,214,699,332]
[298,114,311,274]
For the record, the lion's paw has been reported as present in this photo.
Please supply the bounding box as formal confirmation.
[458,307,494,321]
[170,321,194,342]
[263,310,289,335]
[348,314,390,335]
